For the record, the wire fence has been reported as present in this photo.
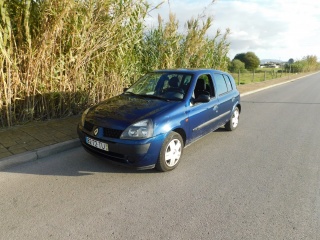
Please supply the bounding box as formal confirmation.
[229,69,304,85]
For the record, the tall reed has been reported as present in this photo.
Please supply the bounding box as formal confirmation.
[0,0,230,127]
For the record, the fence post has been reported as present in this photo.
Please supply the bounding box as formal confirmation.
[264,71,266,81]
[252,70,255,82]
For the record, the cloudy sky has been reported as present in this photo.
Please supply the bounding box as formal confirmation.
[146,0,320,62]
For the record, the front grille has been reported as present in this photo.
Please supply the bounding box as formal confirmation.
[103,128,123,139]
[84,121,123,139]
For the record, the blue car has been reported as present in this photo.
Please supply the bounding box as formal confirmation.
[77,69,241,171]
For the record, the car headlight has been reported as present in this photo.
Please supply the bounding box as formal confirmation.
[81,108,90,127]
[120,119,154,139]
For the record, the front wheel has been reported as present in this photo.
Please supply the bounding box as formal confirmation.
[156,132,184,172]
[225,107,240,131]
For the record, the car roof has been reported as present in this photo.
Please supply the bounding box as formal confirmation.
[152,68,227,75]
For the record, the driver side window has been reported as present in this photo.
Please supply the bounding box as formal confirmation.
[193,74,215,99]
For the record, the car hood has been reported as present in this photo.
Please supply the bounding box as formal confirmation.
[85,94,179,128]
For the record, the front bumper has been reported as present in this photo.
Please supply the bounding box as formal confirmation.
[77,125,165,169]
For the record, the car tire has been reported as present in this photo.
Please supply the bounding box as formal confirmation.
[225,107,240,131]
[156,132,184,172]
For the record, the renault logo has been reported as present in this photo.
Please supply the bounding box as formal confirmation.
[93,128,99,136]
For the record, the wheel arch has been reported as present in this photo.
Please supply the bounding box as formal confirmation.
[172,128,186,146]
[236,103,241,113]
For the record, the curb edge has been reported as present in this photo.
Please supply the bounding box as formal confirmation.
[0,139,81,170]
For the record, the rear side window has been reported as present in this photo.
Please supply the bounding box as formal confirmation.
[214,74,228,96]
[223,75,233,91]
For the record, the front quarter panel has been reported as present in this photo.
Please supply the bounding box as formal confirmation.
[153,102,189,139]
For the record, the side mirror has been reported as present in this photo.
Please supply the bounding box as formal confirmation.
[195,93,210,103]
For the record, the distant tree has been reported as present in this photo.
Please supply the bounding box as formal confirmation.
[243,52,260,70]
[233,52,260,70]
[228,59,245,73]
[285,58,294,72]
[233,53,246,63]
[288,58,294,64]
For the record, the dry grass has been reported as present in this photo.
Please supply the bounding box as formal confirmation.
[0,0,230,127]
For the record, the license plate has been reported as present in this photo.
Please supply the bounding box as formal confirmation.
[86,137,109,151]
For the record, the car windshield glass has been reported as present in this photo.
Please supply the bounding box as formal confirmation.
[125,72,193,101]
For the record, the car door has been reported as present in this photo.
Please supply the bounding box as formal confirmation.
[187,74,221,141]
[213,73,235,125]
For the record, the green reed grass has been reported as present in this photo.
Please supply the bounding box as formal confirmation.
[0,0,230,127]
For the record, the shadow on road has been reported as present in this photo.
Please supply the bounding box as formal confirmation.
[2,147,157,176]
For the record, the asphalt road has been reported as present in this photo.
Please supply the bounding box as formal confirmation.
[1,73,320,240]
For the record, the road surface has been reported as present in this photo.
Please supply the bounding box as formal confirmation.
[1,73,320,239]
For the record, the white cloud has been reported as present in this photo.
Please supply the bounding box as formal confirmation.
[146,0,320,61]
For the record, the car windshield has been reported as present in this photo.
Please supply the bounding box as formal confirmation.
[125,72,193,101]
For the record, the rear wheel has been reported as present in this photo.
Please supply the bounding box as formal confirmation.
[156,132,184,172]
[225,107,240,131]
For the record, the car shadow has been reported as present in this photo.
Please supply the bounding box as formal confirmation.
[2,147,158,176]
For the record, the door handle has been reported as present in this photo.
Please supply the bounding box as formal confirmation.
[213,105,218,111]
